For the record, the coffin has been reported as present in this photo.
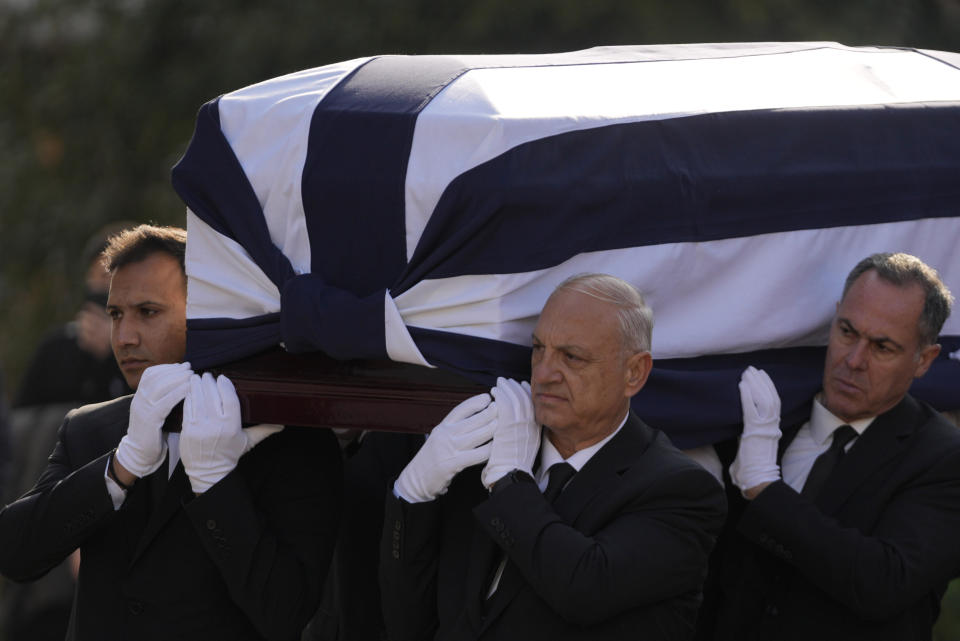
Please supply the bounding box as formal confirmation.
[173,42,960,447]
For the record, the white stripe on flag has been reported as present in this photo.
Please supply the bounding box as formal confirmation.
[217,57,372,276]
[394,217,960,360]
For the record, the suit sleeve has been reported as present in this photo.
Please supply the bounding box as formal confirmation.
[183,425,343,641]
[0,411,117,581]
[737,444,960,620]
[378,492,443,641]
[473,463,727,626]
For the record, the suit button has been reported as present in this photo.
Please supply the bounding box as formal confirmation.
[206,519,217,530]
[766,605,778,617]
[128,599,145,615]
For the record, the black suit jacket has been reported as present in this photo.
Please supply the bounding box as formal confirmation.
[380,412,727,641]
[0,395,343,641]
[703,393,960,641]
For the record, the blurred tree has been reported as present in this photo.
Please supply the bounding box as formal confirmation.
[1,0,959,398]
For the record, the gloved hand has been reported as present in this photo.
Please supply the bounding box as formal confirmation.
[730,366,782,494]
[115,362,192,478]
[481,378,541,488]
[181,373,284,494]
[394,393,497,503]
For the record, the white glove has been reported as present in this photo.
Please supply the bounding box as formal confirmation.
[395,393,496,503]
[115,362,192,478]
[730,366,782,493]
[181,373,284,494]
[481,378,541,488]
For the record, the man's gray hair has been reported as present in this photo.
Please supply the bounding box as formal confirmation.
[843,252,954,346]
[555,273,654,353]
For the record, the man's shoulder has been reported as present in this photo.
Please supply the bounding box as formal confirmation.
[65,394,133,424]
[614,413,723,487]
[906,395,960,446]
[61,395,133,445]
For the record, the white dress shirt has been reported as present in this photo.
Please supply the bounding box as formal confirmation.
[105,433,181,510]
[781,397,875,493]
[535,411,628,491]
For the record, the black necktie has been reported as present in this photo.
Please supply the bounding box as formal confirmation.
[802,425,857,499]
[543,462,576,503]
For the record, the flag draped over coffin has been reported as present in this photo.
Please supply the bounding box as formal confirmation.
[172,42,960,448]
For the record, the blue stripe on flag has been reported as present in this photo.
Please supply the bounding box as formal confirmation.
[186,314,282,369]
[301,56,469,295]
[412,330,960,448]
[395,102,960,289]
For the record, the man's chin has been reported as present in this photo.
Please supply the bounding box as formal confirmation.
[121,366,146,390]
[822,389,864,423]
[533,406,569,433]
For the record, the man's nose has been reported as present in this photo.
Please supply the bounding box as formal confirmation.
[532,350,562,385]
[845,338,870,370]
[113,317,139,347]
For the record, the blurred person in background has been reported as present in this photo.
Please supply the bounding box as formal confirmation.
[2,223,132,641]
[13,223,133,410]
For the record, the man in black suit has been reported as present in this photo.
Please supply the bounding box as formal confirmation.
[380,273,726,640]
[703,252,960,640]
[0,225,342,641]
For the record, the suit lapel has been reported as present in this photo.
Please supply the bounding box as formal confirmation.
[816,396,921,514]
[130,459,191,566]
[477,413,654,633]
[552,414,653,526]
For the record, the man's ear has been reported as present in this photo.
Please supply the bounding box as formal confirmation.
[914,343,941,379]
[624,351,653,397]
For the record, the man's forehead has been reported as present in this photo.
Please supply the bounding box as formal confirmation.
[535,289,621,345]
[837,272,925,343]
[108,253,186,302]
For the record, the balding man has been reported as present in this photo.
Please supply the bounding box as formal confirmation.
[380,273,726,641]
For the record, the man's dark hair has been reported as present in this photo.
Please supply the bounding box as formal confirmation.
[843,252,954,346]
[101,225,187,279]
[81,221,138,272]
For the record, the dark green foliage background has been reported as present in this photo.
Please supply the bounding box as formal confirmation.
[0,1,959,636]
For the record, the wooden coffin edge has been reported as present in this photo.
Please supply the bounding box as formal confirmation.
[210,347,486,434]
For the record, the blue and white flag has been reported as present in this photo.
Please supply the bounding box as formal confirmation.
[172,42,960,447]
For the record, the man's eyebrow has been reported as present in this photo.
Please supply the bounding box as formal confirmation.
[837,316,905,351]
[530,334,589,354]
[107,299,164,309]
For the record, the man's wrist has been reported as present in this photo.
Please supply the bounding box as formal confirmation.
[743,481,773,500]
[109,451,137,489]
[489,469,535,495]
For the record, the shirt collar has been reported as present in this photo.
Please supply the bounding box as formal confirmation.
[809,395,876,445]
[537,411,629,482]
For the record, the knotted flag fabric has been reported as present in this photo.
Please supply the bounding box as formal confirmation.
[172,42,960,448]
